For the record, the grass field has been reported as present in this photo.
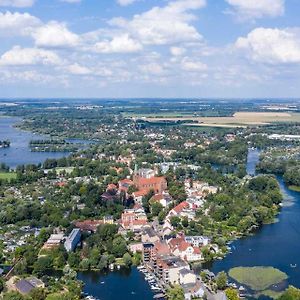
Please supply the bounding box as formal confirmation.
[141,112,300,128]
[288,185,300,192]
[0,172,17,181]
[229,266,288,291]
[55,167,74,174]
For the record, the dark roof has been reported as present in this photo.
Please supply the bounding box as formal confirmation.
[15,279,35,294]
[179,268,193,276]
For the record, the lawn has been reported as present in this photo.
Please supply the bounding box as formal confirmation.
[0,172,17,181]
[228,266,288,291]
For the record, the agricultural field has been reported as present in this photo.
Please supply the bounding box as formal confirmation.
[141,112,300,128]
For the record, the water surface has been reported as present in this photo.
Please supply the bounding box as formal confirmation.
[78,268,154,300]
[0,116,70,168]
[210,148,300,297]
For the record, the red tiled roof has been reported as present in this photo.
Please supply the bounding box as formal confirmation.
[173,201,189,213]
[193,247,201,254]
[119,178,134,185]
[135,176,166,186]
[154,241,171,256]
[151,194,164,201]
[133,190,148,197]
[178,241,191,251]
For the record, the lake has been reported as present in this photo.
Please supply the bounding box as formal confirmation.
[78,268,154,300]
[0,116,71,168]
[210,148,300,298]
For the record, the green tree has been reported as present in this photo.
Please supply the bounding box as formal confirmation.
[278,286,300,300]
[225,288,240,300]
[216,271,228,290]
[68,252,80,268]
[112,236,127,257]
[151,202,163,217]
[3,291,25,300]
[0,277,4,292]
[29,288,47,300]
[166,285,184,300]
[123,252,132,268]
[33,256,53,275]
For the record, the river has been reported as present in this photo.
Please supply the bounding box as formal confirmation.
[0,116,72,168]
[210,148,300,298]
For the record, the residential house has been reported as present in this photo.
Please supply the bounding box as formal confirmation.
[156,256,190,285]
[150,192,172,208]
[141,227,161,244]
[15,277,44,295]
[179,269,197,285]
[168,236,203,262]
[184,236,211,247]
[121,205,148,232]
[118,178,135,193]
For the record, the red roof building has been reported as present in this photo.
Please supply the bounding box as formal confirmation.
[133,176,167,195]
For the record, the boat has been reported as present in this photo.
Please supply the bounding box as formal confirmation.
[137,265,145,270]
[100,281,105,284]
[85,296,98,300]
[290,264,297,268]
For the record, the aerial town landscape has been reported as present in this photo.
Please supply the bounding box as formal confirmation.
[0,98,299,300]
[1,0,300,300]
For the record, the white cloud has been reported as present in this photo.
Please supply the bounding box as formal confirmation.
[117,0,137,6]
[170,46,186,56]
[109,0,206,45]
[139,62,164,75]
[32,21,80,48]
[0,0,35,7]
[67,63,91,75]
[0,46,62,66]
[93,34,142,53]
[236,27,300,64]
[0,11,41,36]
[181,57,207,71]
[226,0,285,21]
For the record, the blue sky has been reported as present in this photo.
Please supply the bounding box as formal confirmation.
[0,0,299,98]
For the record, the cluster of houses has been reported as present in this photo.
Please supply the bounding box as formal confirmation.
[0,226,40,254]
[136,228,210,299]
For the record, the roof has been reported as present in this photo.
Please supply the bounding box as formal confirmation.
[135,176,166,186]
[151,194,164,202]
[15,279,35,295]
[75,220,103,231]
[133,190,148,197]
[119,178,134,185]
[173,201,189,214]
[154,241,171,256]
[179,268,194,276]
